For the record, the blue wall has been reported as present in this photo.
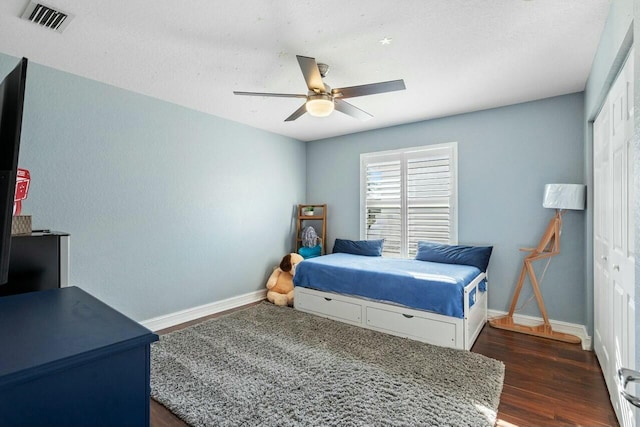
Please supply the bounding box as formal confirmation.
[306,93,586,324]
[0,53,306,322]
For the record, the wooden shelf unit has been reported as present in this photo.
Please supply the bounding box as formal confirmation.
[296,204,327,254]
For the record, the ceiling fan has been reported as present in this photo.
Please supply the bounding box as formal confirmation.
[233,55,406,122]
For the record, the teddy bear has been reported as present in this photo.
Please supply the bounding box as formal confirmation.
[266,253,304,306]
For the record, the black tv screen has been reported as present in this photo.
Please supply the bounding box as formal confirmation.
[0,58,28,285]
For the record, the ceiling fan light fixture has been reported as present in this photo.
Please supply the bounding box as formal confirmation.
[234,55,405,122]
[306,94,334,117]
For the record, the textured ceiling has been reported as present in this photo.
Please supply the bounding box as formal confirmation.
[0,0,610,141]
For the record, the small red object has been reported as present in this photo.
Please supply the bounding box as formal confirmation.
[13,168,30,216]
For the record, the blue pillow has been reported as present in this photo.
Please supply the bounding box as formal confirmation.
[415,241,493,272]
[332,238,384,257]
[298,245,322,259]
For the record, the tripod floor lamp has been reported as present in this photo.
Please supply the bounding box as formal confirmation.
[489,183,586,344]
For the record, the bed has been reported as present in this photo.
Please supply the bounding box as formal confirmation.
[292,250,489,350]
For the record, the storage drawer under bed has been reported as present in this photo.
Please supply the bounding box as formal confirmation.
[295,286,473,349]
[365,306,458,348]
[294,287,362,325]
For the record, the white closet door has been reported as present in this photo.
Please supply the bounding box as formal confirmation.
[610,53,635,426]
[593,100,611,386]
[593,49,635,427]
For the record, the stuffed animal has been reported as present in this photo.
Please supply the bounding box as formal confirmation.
[266,253,304,306]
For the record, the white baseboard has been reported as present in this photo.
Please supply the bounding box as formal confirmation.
[141,289,267,332]
[141,295,592,350]
[487,309,592,351]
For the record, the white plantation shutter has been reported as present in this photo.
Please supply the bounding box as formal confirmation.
[406,151,454,257]
[361,143,457,258]
[364,159,402,256]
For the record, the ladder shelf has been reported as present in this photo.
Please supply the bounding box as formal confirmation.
[296,204,327,255]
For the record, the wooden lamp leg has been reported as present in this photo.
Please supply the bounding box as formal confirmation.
[506,263,528,318]
[525,260,551,327]
[489,211,581,345]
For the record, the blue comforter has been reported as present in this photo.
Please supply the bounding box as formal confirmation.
[293,253,485,318]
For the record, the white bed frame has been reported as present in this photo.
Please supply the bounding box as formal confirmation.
[294,272,487,351]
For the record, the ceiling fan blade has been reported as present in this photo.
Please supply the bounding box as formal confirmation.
[284,103,307,122]
[296,55,326,93]
[332,79,406,99]
[334,99,373,121]
[233,91,307,98]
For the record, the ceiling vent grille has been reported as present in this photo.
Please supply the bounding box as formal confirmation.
[21,1,73,33]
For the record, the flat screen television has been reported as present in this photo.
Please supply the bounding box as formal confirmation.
[0,58,28,285]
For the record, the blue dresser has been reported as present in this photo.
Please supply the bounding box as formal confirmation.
[0,286,158,426]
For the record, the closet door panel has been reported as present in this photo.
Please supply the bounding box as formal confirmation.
[593,101,611,378]
[593,49,634,427]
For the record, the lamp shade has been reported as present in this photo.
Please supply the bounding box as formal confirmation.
[543,184,586,210]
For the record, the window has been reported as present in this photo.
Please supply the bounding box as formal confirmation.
[360,142,458,258]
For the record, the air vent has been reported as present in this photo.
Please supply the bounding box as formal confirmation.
[21,1,73,33]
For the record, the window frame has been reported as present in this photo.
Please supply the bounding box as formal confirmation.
[359,142,458,258]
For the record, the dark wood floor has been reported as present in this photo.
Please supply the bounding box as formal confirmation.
[150,304,618,427]
[472,326,617,426]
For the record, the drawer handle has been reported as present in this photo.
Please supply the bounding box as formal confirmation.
[324,297,332,301]
[402,314,414,319]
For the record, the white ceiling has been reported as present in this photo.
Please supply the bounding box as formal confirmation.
[0,0,610,141]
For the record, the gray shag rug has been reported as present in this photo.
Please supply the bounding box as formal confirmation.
[151,302,504,427]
